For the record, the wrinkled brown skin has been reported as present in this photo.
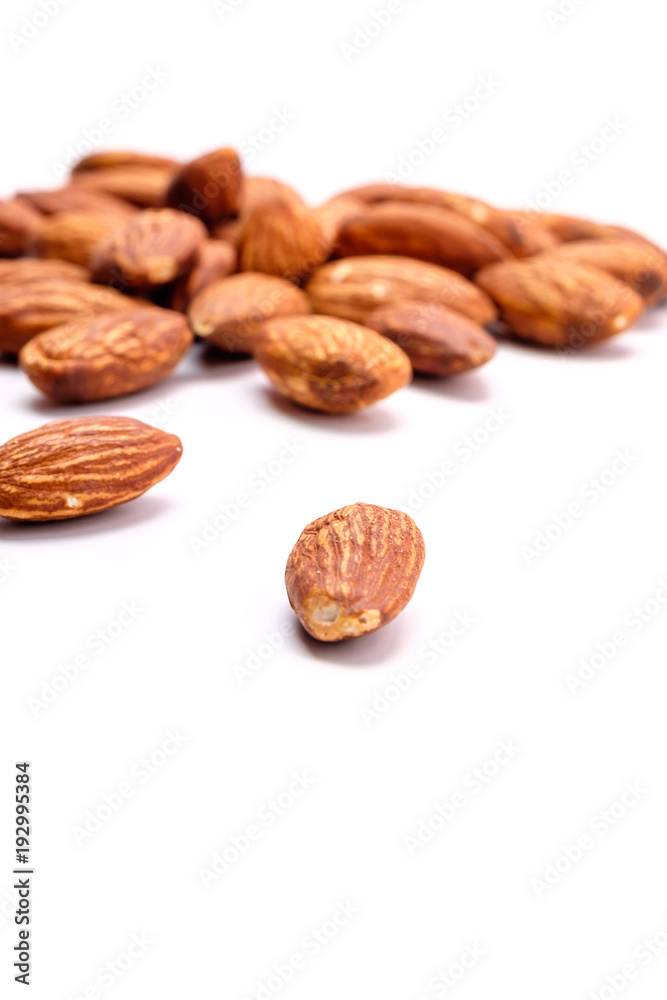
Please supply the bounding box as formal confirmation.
[336,201,511,275]
[0,258,88,286]
[169,239,237,312]
[239,196,329,283]
[475,258,645,347]
[0,416,182,521]
[285,502,425,641]
[366,300,497,376]
[72,166,175,208]
[188,272,311,353]
[91,209,207,291]
[0,280,140,355]
[538,239,667,307]
[28,210,129,267]
[17,186,137,217]
[165,148,243,224]
[0,198,43,257]
[71,150,180,175]
[253,314,412,413]
[306,256,497,327]
[19,308,192,402]
[336,183,559,258]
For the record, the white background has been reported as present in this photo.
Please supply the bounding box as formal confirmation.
[2,0,667,998]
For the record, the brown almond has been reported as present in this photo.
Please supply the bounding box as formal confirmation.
[538,239,667,307]
[253,314,412,413]
[0,258,88,286]
[18,186,136,217]
[71,150,180,175]
[336,201,510,274]
[91,209,207,291]
[19,307,192,402]
[28,210,129,267]
[239,196,329,283]
[285,502,425,641]
[0,416,182,521]
[0,198,43,257]
[165,147,243,224]
[241,176,303,215]
[306,256,497,326]
[314,195,366,252]
[189,272,311,353]
[0,279,139,354]
[475,258,645,347]
[72,166,175,208]
[535,212,646,244]
[169,239,237,312]
[366,300,497,375]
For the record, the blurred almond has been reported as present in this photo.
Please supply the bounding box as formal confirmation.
[239,196,329,282]
[539,239,667,307]
[169,239,237,312]
[18,186,136,217]
[0,258,88,285]
[72,166,175,207]
[0,198,43,257]
[28,210,128,267]
[71,150,180,175]
[166,147,243,224]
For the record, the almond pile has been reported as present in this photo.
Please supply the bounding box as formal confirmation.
[1,146,665,638]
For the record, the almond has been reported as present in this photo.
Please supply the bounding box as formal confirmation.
[0,258,88,286]
[28,210,129,267]
[253,314,411,412]
[19,307,192,402]
[535,212,646,244]
[314,195,365,252]
[285,502,425,641]
[336,201,510,274]
[0,279,139,354]
[241,176,303,215]
[475,258,645,347]
[72,166,175,208]
[305,256,497,326]
[188,272,311,353]
[239,196,329,283]
[0,416,182,521]
[169,239,237,312]
[91,209,207,291]
[366,300,497,375]
[18,186,136,217]
[165,147,243,224]
[0,198,43,257]
[71,150,180,175]
[539,239,667,307]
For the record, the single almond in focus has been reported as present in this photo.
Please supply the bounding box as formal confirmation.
[169,239,237,312]
[0,198,43,257]
[538,239,667,307]
[0,279,140,355]
[366,300,497,376]
[28,210,129,267]
[306,255,497,326]
[19,308,192,402]
[253,314,412,413]
[0,416,182,521]
[71,150,180,175]
[475,258,645,347]
[285,502,425,641]
[239,196,329,283]
[189,272,311,353]
[165,147,243,224]
[72,165,175,208]
[91,208,207,291]
[0,258,88,286]
[336,201,510,275]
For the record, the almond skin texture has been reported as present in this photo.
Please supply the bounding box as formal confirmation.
[475,258,645,347]
[253,315,412,413]
[306,256,497,327]
[71,150,180,175]
[169,239,237,313]
[165,148,243,224]
[0,280,139,355]
[72,166,174,208]
[28,210,129,267]
[366,300,497,376]
[0,258,88,285]
[239,196,329,283]
[535,212,649,244]
[539,239,667,307]
[91,209,207,291]
[0,416,182,521]
[189,273,311,353]
[19,308,192,402]
[0,198,43,257]
[18,186,136,217]
[336,201,511,275]
[285,502,425,641]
